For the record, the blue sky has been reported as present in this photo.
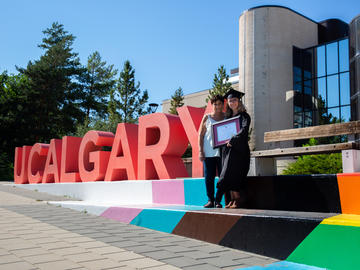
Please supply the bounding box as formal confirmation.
[1,0,359,111]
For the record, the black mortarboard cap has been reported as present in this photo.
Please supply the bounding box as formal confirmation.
[224,88,244,99]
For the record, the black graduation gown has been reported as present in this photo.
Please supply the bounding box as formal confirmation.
[217,111,251,192]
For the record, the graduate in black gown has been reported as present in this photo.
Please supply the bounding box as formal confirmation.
[215,89,251,208]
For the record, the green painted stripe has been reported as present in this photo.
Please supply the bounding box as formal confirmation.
[287,224,360,270]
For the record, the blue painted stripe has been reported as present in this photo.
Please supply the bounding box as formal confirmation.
[129,208,186,233]
[240,261,326,270]
[184,178,225,206]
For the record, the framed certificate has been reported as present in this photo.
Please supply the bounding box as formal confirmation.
[211,116,240,148]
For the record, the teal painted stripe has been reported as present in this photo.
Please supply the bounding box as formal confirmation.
[150,205,205,211]
[129,208,186,233]
[240,261,326,269]
[184,178,225,206]
[184,178,207,206]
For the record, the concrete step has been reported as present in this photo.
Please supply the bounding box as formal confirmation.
[48,200,336,260]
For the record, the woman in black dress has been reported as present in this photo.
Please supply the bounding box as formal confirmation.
[215,89,251,208]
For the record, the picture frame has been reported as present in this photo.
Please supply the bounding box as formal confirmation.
[211,116,240,148]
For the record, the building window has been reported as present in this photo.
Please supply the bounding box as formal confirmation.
[293,38,350,128]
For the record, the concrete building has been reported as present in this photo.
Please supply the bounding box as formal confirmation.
[162,5,359,153]
[161,68,240,114]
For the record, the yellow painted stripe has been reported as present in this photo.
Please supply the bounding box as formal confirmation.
[321,214,360,227]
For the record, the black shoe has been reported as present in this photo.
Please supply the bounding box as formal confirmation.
[204,201,214,208]
[215,203,223,208]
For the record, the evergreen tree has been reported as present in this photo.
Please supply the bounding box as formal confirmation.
[0,72,32,179]
[115,60,150,123]
[207,65,232,101]
[80,51,117,122]
[169,87,184,115]
[18,22,84,141]
[107,87,120,129]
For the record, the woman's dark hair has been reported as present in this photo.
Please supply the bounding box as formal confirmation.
[210,95,224,104]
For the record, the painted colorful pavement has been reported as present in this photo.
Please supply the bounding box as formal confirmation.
[16,173,360,269]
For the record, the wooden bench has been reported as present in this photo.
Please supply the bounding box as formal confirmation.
[250,120,360,175]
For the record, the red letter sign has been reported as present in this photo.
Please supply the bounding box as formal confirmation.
[105,123,138,181]
[177,106,205,177]
[28,143,49,184]
[14,146,32,184]
[43,139,62,183]
[138,113,189,180]
[78,131,114,182]
[60,136,82,183]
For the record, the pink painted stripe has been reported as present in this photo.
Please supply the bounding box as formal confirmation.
[101,207,143,223]
[152,179,185,205]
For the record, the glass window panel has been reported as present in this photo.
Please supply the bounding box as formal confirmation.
[340,72,350,105]
[316,46,326,77]
[341,105,351,122]
[357,18,360,54]
[293,82,302,92]
[304,94,313,111]
[304,86,312,96]
[304,79,313,95]
[351,99,357,122]
[326,42,339,75]
[294,106,302,113]
[304,111,313,127]
[316,108,328,124]
[294,92,303,110]
[294,113,303,128]
[304,80,312,87]
[317,77,327,107]
[303,48,314,78]
[304,70,312,80]
[327,75,339,108]
[293,66,302,83]
[328,107,340,121]
[339,39,349,72]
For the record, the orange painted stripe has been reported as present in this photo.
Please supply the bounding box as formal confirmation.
[337,173,360,215]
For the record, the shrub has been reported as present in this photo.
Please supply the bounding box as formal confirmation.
[282,138,342,175]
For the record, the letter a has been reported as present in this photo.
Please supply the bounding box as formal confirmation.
[43,139,62,183]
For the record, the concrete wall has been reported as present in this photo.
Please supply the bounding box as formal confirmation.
[239,7,318,150]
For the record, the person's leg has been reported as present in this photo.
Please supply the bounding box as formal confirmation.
[203,158,216,207]
[225,191,234,208]
[214,187,224,208]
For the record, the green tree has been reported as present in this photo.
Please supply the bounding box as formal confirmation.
[107,87,120,131]
[80,51,117,122]
[18,22,85,142]
[282,139,342,175]
[207,65,232,101]
[0,72,29,179]
[169,87,184,115]
[115,60,150,123]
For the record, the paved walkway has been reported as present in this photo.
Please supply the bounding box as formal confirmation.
[0,182,277,270]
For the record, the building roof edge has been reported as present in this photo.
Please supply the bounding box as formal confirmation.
[245,5,318,25]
